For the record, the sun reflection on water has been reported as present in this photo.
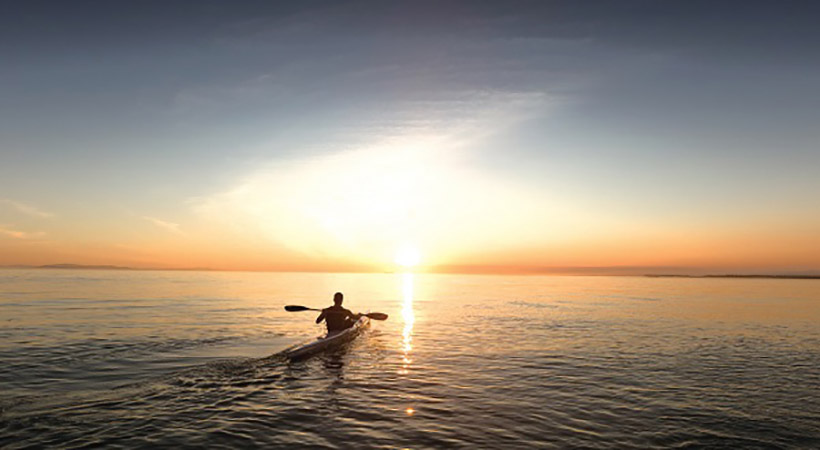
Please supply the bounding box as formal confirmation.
[400,272,416,416]
[400,273,414,375]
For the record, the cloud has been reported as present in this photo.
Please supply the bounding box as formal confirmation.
[0,226,46,240]
[143,216,184,235]
[190,90,574,266]
[0,198,54,218]
[193,138,564,267]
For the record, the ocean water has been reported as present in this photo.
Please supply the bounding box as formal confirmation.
[1,269,819,449]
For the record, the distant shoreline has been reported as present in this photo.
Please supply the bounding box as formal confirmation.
[645,274,820,280]
[0,264,212,272]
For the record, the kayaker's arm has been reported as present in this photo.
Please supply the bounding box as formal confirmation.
[315,309,326,324]
[343,308,360,321]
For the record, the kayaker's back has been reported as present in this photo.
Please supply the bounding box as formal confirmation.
[318,305,355,332]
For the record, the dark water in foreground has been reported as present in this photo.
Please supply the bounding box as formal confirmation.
[1,270,819,448]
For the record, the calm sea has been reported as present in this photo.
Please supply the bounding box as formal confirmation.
[1,269,818,448]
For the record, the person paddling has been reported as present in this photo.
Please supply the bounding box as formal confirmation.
[316,292,361,332]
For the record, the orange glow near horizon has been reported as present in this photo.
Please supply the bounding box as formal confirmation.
[3,221,820,274]
[2,137,820,274]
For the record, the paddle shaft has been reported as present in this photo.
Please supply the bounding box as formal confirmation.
[284,305,387,320]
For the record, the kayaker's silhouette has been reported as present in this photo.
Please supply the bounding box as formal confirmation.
[316,292,361,332]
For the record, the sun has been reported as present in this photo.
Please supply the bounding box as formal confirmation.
[394,244,421,268]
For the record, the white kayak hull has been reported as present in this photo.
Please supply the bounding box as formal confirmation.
[286,316,370,359]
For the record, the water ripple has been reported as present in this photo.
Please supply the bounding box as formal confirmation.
[2,272,819,448]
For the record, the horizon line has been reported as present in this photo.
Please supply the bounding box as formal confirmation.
[1,263,819,278]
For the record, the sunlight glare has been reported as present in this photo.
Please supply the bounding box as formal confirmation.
[399,273,414,375]
[395,245,421,268]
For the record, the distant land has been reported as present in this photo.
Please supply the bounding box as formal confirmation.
[431,264,820,278]
[645,274,820,280]
[0,264,212,271]
[41,264,134,270]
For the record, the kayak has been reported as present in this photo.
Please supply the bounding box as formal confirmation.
[285,315,370,359]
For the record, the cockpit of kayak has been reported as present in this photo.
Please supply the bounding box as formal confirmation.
[284,315,371,360]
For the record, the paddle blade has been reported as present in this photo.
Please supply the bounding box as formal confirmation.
[285,305,311,312]
[365,312,388,321]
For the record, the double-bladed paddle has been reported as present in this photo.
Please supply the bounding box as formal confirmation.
[284,305,388,321]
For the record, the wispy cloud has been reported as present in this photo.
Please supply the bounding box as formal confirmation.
[143,216,184,235]
[191,91,570,266]
[0,198,54,218]
[0,226,46,240]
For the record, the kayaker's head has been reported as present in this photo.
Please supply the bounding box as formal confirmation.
[333,292,344,306]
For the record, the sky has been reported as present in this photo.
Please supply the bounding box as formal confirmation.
[1,0,819,274]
